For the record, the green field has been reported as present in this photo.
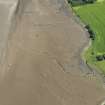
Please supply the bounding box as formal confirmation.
[73,0,105,74]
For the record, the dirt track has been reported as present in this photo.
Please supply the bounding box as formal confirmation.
[0,0,105,105]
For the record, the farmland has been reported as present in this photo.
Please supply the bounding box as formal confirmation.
[73,0,105,74]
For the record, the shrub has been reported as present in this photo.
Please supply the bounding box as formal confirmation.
[85,24,91,30]
[68,0,83,6]
[68,0,96,6]
[103,54,105,59]
[82,0,96,3]
[88,29,95,40]
[96,55,104,61]
[68,0,71,3]
[85,25,95,40]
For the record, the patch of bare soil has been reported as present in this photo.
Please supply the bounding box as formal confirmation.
[0,0,105,105]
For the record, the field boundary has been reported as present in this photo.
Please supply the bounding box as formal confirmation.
[69,3,105,86]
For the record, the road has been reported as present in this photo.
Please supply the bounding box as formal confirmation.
[0,0,105,105]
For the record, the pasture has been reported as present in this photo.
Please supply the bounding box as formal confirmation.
[74,0,105,73]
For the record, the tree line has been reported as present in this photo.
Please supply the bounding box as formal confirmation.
[68,0,96,6]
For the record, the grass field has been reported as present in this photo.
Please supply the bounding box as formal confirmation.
[73,0,105,74]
